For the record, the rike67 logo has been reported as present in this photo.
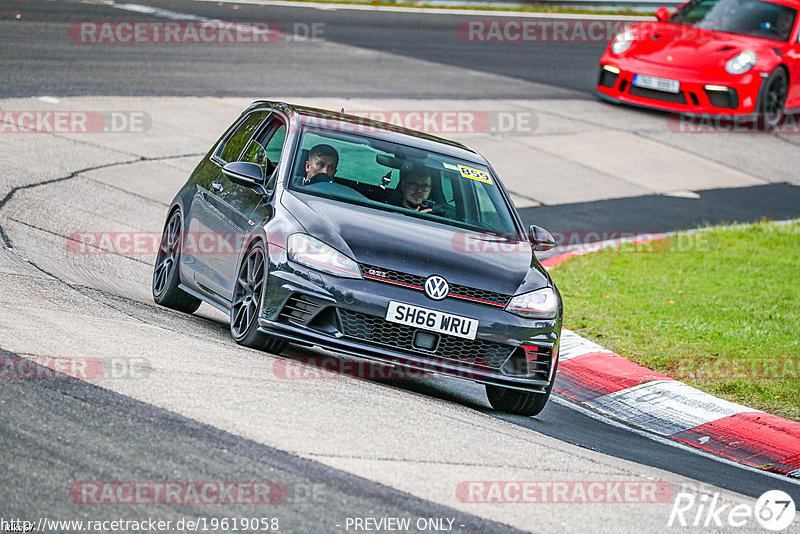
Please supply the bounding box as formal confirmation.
[669,490,796,530]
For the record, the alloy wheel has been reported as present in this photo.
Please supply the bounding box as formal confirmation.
[231,246,265,339]
[153,211,182,296]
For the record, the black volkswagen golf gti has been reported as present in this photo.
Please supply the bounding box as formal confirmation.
[153,101,562,416]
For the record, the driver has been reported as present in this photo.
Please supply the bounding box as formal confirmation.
[303,144,339,185]
[393,164,433,213]
[775,10,795,39]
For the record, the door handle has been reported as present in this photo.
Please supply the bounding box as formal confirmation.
[211,181,223,192]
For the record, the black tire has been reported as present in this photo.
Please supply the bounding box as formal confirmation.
[486,359,558,416]
[152,209,202,313]
[757,68,788,131]
[230,241,288,353]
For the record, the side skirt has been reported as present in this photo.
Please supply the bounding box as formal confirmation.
[178,283,230,314]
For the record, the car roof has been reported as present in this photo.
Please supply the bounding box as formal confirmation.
[247,100,489,165]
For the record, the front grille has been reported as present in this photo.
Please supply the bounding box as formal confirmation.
[362,264,425,288]
[450,283,511,306]
[528,358,550,380]
[502,345,552,379]
[339,310,515,369]
[705,88,738,109]
[277,294,324,326]
[359,263,511,307]
[526,345,552,381]
[598,70,618,89]
[629,86,687,104]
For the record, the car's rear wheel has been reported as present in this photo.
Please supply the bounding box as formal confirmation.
[231,241,288,353]
[758,67,788,130]
[152,209,202,313]
[485,360,558,416]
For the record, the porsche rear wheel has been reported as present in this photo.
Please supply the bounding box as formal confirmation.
[152,209,202,313]
[230,241,288,353]
[758,68,788,130]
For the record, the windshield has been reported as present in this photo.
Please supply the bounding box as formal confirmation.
[670,0,797,41]
[288,128,520,236]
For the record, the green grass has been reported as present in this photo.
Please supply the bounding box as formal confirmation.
[552,221,800,422]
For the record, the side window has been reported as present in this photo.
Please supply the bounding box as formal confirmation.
[444,171,471,223]
[440,174,455,205]
[216,110,269,163]
[475,184,503,229]
[241,139,267,168]
[241,119,287,192]
[264,124,286,163]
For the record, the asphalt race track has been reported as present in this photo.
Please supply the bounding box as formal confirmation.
[1,1,800,532]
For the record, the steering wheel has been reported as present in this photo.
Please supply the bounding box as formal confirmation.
[422,200,456,218]
[307,172,334,186]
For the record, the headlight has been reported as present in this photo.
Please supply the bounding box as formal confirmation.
[725,50,757,74]
[611,30,634,54]
[287,234,362,279]
[505,287,558,319]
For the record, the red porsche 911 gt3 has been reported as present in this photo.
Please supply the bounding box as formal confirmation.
[597,0,799,127]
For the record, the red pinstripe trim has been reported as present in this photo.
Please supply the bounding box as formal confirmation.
[450,293,504,307]
[363,275,423,290]
[363,275,505,307]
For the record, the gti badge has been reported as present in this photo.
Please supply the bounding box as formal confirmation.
[424,275,449,300]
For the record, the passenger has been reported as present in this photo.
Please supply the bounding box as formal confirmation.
[393,164,433,213]
[304,144,339,184]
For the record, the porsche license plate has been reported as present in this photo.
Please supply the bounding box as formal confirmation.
[386,301,478,340]
[632,74,680,94]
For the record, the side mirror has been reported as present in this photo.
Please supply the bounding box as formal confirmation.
[529,225,556,251]
[222,161,264,188]
[655,7,670,21]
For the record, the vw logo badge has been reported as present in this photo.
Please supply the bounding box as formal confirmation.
[424,275,449,300]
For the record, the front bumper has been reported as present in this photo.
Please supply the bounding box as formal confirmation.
[596,59,765,116]
[258,252,561,393]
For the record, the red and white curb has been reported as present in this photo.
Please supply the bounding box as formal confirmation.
[541,232,800,478]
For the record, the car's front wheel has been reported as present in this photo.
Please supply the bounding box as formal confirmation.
[485,360,558,416]
[758,67,788,130]
[152,209,202,313]
[230,241,288,353]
